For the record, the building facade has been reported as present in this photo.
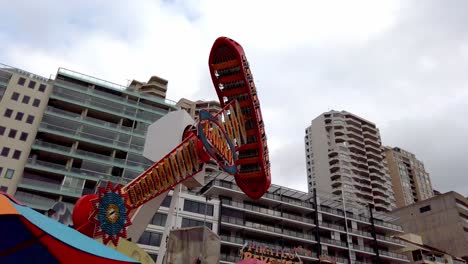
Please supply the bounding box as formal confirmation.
[396,233,466,264]
[200,174,409,264]
[384,147,434,208]
[391,191,468,260]
[0,64,52,195]
[305,110,396,212]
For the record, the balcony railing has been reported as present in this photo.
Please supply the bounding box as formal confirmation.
[46,107,146,138]
[208,180,315,210]
[50,88,153,124]
[374,220,403,231]
[319,206,344,217]
[318,221,345,231]
[221,216,316,242]
[15,191,56,209]
[376,234,404,245]
[25,158,127,185]
[32,140,146,172]
[19,178,83,197]
[225,200,315,225]
[320,237,348,248]
[38,123,144,153]
[378,250,408,261]
[349,228,372,238]
[58,68,177,108]
[350,244,375,254]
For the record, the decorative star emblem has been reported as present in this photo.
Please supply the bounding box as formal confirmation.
[90,182,132,246]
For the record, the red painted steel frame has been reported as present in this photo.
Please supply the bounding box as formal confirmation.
[208,37,271,199]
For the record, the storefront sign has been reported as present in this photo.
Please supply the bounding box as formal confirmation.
[239,244,306,264]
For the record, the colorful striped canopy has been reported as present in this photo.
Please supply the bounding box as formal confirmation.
[0,193,139,264]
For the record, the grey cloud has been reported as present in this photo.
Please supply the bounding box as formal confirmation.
[190,0,468,194]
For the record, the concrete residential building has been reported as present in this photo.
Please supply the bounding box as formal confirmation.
[0,63,178,213]
[384,146,434,208]
[391,191,468,260]
[200,174,409,264]
[176,98,221,121]
[396,233,466,264]
[305,110,396,212]
[0,64,52,195]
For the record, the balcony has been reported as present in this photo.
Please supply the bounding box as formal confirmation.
[15,191,57,211]
[349,244,375,255]
[319,206,344,217]
[376,234,405,246]
[320,237,348,249]
[203,180,316,211]
[223,200,315,226]
[348,228,372,239]
[220,216,316,243]
[37,122,144,154]
[18,178,83,198]
[26,158,125,184]
[378,250,409,262]
[46,107,146,138]
[54,79,169,118]
[373,220,403,232]
[32,140,146,172]
[50,87,153,124]
[318,221,346,232]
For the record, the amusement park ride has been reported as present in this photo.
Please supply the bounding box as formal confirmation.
[71,37,271,250]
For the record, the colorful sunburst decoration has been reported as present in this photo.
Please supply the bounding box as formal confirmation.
[90,182,131,246]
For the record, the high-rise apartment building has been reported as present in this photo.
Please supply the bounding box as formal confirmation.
[384,146,434,208]
[0,64,52,195]
[201,174,409,264]
[176,98,222,181]
[305,110,396,212]
[392,191,468,261]
[0,63,178,213]
[176,98,221,121]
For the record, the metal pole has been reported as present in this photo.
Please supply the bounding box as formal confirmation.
[156,186,181,264]
[341,190,353,264]
[368,203,380,263]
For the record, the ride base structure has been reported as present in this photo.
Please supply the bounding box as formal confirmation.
[71,37,271,259]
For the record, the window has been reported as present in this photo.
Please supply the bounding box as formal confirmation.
[0,126,5,136]
[12,150,21,160]
[4,108,13,118]
[26,115,34,124]
[38,84,46,92]
[15,112,24,121]
[419,205,431,213]
[0,167,2,177]
[183,199,214,216]
[11,92,19,101]
[17,77,26,86]
[161,195,172,207]
[137,231,162,246]
[1,147,10,157]
[0,186,7,192]
[8,129,17,139]
[151,213,167,226]
[181,218,212,229]
[19,132,28,141]
[28,80,36,89]
[32,98,40,107]
[4,169,14,179]
[22,95,30,104]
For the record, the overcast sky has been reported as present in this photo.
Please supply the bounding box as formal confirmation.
[1,0,467,196]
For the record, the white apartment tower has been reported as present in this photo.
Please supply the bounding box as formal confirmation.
[305,110,396,212]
